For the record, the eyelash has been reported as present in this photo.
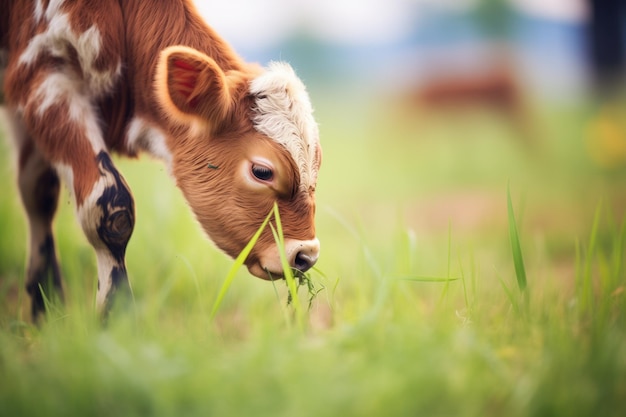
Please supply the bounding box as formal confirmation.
[251,164,273,181]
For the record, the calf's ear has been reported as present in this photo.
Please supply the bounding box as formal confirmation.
[155,46,240,130]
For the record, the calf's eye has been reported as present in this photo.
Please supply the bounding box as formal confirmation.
[251,164,273,181]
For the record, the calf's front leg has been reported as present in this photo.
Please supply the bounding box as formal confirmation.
[78,152,136,316]
[16,138,63,322]
[10,66,135,318]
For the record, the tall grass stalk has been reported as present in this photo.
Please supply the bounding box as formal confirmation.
[507,184,529,316]
[269,202,305,332]
[395,222,459,284]
[575,204,626,335]
[209,207,273,320]
[496,269,520,315]
[437,222,454,306]
[578,203,602,318]
[209,203,305,330]
[507,184,528,293]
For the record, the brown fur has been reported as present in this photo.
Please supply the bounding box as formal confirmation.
[1,0,320,301]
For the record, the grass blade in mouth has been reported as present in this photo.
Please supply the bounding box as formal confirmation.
[269,202,304,331]
[210,202,322,329]
[287,269,323,310]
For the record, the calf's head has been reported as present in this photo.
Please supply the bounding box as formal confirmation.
[154,46,321,279]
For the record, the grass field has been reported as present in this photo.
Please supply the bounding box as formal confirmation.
[0,90,625,416]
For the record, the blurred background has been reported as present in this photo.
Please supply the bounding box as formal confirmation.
[197,0,591,99]
[193,0,626,173]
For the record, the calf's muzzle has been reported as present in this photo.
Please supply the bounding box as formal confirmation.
[250,237,320,279]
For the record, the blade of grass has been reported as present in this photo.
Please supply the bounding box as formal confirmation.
[209,207,273,320]
[580,202,602,315]
[437,221,454,306]
[459,254,470,313]
[312,266,339,307]
[269,202,304,332]
[270,275,295,327]
[38,283,68,324]
[495,268,519,315]
[611,215,625,286]
[507,184,527,293]
[179,256,207,318]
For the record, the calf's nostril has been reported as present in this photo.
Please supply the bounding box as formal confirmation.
[293,251,316,272]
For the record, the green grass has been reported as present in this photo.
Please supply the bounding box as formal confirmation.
[209,203,274,321]
[0,93,625,416]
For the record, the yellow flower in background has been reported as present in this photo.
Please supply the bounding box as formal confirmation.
[587,107,626,170]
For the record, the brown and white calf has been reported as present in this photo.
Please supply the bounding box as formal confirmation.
[0,0,321,320]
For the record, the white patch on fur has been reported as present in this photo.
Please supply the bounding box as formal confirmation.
[76,165,114,253]
[33,0,45,23]
[126,117,173,171]
[29,72,106,155]
[53,162,75,202]
[249,62,320,192]
[0,105,26,162]
[77,177,112,310]
[44,0,65,21]
[95,251,118,310]
[75,166,124,311]
[19,7,120,96]
[19,13,70,64]
[33,0,64,24]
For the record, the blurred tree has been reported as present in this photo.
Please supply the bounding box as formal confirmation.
[472,0,514,39]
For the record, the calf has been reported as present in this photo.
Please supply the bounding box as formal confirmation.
[408,64,535,146]
[1,0,321,320]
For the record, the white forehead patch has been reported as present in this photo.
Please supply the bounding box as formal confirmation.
[249,62,319,192]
